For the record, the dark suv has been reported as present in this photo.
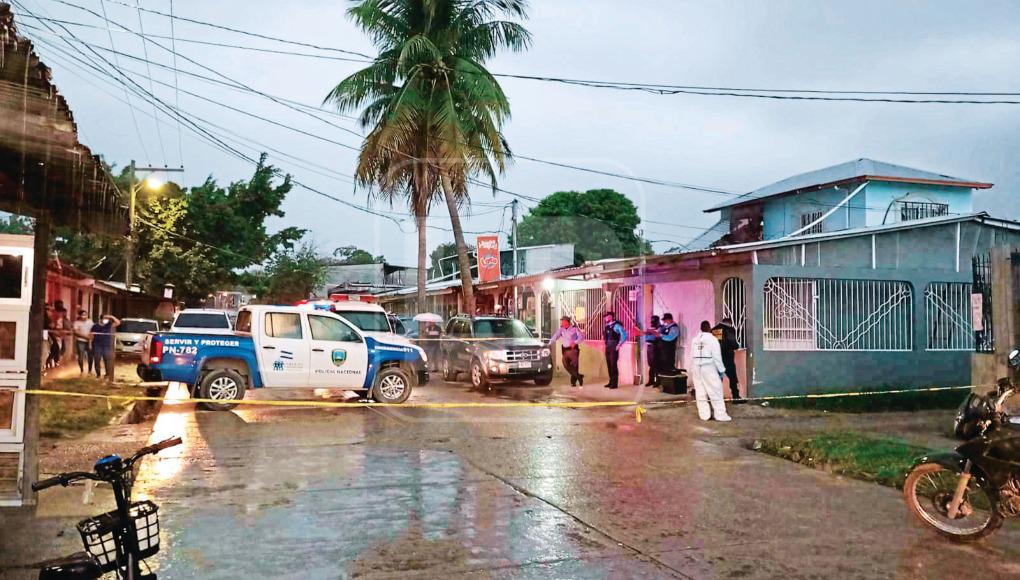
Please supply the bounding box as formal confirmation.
[440,316,553,389]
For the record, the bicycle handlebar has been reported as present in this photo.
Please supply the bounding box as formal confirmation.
[32,471,97,492]
[127,437,183,467]
[33,437,183,492]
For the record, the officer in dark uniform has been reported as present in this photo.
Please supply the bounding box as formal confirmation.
[658,313,680,376]
[712,317,743,402]
[603,311,628,389]
[643,315,661,386]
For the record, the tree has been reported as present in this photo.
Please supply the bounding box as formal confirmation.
[429,241,475,278]
[325,0,531,314]
[515,189,650,263]
[332,245,385,265]
[0,214,33,234]
[53,156,305,305]
[256,242,328,304]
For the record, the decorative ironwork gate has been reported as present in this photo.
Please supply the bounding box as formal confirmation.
[972,253,995,353]
[925,282,974,351]
[722,277,747,348]
[763,277,913,351]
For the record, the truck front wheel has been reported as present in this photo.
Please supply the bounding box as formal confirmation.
[198,369,246,411]
[371,367,412,404]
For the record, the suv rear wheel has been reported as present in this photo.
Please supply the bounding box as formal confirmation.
[197,369,246,411]
[470,358,490,390]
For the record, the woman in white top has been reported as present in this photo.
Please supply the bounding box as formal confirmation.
[689,320,731,421]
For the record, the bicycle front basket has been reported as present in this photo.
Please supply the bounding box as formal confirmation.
[77,500,160,572]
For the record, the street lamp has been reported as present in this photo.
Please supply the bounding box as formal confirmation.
[125,160,181,287]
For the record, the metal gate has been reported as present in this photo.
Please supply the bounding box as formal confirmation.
[722,277,747,348]
[972,253,995,353]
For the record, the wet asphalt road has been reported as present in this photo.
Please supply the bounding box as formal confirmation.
[127,380,1020,579]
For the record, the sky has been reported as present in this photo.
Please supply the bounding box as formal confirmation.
[12,0,1020,266]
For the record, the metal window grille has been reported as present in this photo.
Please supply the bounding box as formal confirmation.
[972,253,995,353]
[899,201,949,222]
[558,288,607,340]
[763,277,913,351]
[721,277,747,348]
[611,285,641,342]
[925,283,974,351]
[799,211,824,234]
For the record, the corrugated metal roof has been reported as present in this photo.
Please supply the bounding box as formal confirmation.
[706,158,992,212]
[682,218,729,252]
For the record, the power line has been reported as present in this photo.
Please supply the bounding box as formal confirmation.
[131,0,168,163]
[37,1,1020,104]
[57,0,373,58]
[94,0,150,163]
[168,0,184,166]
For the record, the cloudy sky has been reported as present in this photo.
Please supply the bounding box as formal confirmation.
[14,0,1020,265]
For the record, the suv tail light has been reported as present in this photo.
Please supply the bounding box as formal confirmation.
[149,338,163,364]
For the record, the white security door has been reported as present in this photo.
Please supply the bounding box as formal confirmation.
[306,314,369,389]
[256,311,310,387]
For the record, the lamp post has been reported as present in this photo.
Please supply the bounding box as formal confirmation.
[124,160,183,287]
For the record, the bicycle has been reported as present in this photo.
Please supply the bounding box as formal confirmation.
[32,437,182,579]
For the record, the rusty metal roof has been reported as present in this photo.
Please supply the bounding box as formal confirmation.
[0,2,126,234]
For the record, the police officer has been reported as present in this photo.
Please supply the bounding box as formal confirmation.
[603,311,628,389]
[642,315,661,386]
[548,316,584,387]
[658,313,680,376]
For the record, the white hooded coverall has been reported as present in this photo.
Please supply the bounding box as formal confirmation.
[690,331,731,421]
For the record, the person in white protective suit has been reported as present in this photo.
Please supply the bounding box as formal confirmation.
[689,320,732,422]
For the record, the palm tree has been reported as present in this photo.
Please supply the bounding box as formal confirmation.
[325,0,531,314]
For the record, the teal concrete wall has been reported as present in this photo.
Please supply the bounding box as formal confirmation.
[757,181,974,241]
[746,221,1020,396]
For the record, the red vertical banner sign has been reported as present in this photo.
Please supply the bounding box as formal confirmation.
[476,235,501,284]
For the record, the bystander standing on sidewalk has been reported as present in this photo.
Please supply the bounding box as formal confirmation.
[72,309,95,375]
[91,314,120,382]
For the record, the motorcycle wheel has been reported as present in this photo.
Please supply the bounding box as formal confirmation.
[903,462,1003,542]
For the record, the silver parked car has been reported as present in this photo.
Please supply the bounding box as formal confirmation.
[115,318,159,356]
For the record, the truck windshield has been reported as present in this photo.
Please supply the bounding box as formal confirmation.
[473,319,533,339]
[335,310,391,333]
[118,320,158,333]
[174,313,230,329]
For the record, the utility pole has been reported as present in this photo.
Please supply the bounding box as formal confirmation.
[124,160,184,288]
[511,199,519,317]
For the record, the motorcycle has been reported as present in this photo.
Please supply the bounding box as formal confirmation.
[903,348,1020,541]
[32,437,182,579]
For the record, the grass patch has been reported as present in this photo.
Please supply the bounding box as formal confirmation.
[40,377,132,438]
[754,431,934,487]
[765,387,968,413]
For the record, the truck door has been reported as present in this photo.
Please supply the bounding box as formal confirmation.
[257,311,310,387]
[306,314,369,389]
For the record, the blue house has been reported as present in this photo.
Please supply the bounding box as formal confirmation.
[667,158,1020,395]
[692,158,993,248]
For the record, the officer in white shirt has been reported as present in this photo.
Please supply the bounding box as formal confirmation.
[689,320,731,422]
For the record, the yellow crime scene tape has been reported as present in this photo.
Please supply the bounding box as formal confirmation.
[0,384,983,425]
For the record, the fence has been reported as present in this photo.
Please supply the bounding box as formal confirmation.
[972,253,995,353]
[925,282,975,351]
[722,277,747,348]
[763,277,913,351]
[557,286,640,342]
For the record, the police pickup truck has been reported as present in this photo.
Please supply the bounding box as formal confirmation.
[137,305,428,410]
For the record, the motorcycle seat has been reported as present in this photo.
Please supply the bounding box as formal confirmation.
[39,552,102,580]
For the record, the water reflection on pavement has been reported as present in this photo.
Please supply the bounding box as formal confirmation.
[130,380,1020,579]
